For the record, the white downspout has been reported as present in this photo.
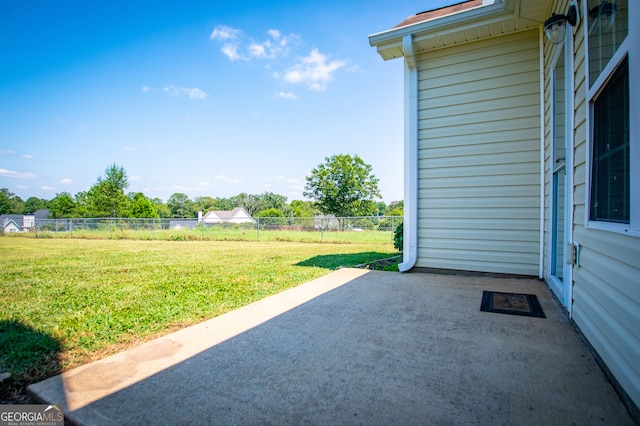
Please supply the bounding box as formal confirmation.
[399,34,418,272]
[538,26,545,280]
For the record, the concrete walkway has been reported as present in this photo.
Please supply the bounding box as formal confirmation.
[29,268,634,425]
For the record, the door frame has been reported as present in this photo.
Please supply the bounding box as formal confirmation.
[548,28,575,314]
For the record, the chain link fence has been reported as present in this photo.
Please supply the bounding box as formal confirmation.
[32,216,402,243]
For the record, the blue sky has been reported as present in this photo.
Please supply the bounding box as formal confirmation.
[0,0,452,204]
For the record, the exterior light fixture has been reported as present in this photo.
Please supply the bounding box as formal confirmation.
[589,1,617,30]
[544,5,578,45]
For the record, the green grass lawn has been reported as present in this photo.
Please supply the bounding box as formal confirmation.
[33,226,396,244]
[0,237,396,400]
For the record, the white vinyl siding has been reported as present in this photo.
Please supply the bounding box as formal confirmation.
[569,0,640,408]
[415,29,540,275]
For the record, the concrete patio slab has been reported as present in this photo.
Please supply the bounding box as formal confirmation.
[29,268,634,425]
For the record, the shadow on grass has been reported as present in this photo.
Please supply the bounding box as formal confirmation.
[295,252,396,270]
[0,320,62,404]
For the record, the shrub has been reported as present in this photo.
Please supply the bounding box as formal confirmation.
[378,216,402,232]
[353,218,375,230]
[394,222,403,251]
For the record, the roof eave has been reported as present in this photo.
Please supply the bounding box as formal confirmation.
[368,0,509,60]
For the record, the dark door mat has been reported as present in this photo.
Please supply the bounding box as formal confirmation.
[480,291,546,318]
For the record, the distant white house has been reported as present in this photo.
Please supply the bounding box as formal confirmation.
[1,217,22,233]
[203,207,255,224]
[0,209,49,234]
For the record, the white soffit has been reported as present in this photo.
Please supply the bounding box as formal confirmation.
[369,0,552,60]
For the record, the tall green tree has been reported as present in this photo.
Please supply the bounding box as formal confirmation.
[49,192,76,218]
[289,200,317,217]
[74,191,89,217]
[23,197,49,214]
[231,193,260,216]
[213,197,236,211]
[230,192,288,216]
[0,188,14,214]
[151,197,172,218]
[387,200,404,214]
[193,196,217,213]
[0,188,23,214]
[304,154,381,229]
[129,192,159,218]
[375,201,387,216]
[85,164,130,217]
[167,193,194,218]
[259,192,288,212]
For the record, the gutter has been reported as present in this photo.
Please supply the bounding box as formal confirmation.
[369,0,508,59]
[399,34,418,272]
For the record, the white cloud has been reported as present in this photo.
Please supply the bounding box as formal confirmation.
[210,25,241,41]
[247,30,297,60]
[141,86,151,93]
[0,150,15,155]
[200,181,212,187]
[211,25,298,62]
[60,178,74,184]
[282,48,346,91]
[276,91,297,100]
[221,43,244,61]
[41,185,56,191]
[211,25,346,91]
[0,168,35,179]
[163,85,208,100]
[124,146,136,152]
[215,174,242,184]
[267,29,281,40]
[21,154,34,159]
[248,42,267,58]
[129,175,142,182]
[210,25,245,61]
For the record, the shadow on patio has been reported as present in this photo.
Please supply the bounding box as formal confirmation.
[29,269,634,424]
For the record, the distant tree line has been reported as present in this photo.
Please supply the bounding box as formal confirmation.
[1,159,403,220]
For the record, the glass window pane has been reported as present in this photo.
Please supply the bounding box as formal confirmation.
[588,0,628,86]
[590,57,629,223]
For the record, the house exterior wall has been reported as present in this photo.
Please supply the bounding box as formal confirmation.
[203,213,222,224]
[415,29,541,275]
[547,0,640,409]
[542,0,572,298]
[2,221,21,233]
[228,209,254,224]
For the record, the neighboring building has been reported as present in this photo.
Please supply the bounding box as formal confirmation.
[370,0,638,416]
[1,216,22,233]
[203,207,255,224]
[1,209,50,233]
